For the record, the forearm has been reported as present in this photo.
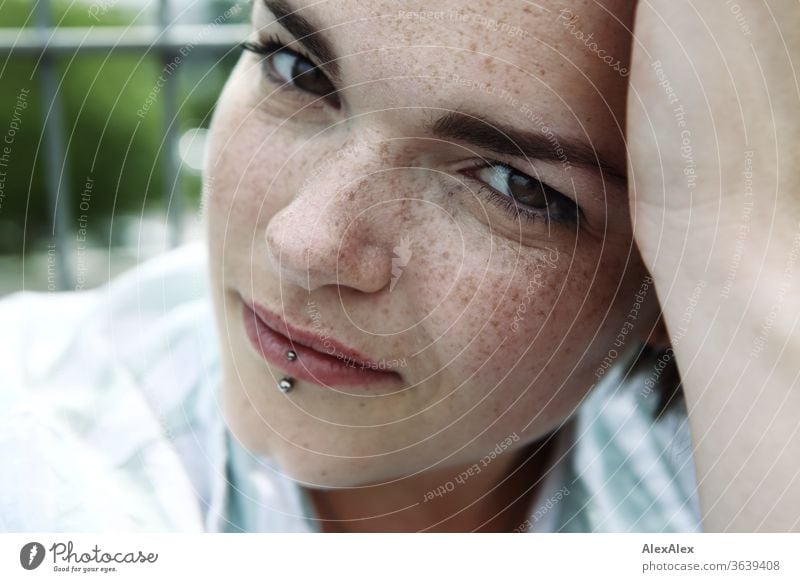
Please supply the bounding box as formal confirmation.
[627,0,800,531]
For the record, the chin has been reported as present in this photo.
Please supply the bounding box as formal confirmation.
[221,389,409,488]
[274,452,405,489]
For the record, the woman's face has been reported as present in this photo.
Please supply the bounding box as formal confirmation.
[206,0,656,487]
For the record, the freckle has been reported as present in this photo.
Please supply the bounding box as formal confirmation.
[442,251,450,260]
[469,41,477,53]
[359,402,366,408]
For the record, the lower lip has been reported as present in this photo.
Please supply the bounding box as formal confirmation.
[241,302,403,389]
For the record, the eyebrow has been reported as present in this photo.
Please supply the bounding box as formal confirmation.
[262,0,342,85]
[431,110,627,184]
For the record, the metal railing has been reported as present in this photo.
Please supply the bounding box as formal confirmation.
[0,0,248,289]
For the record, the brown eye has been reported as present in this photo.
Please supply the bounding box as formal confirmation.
[508,172,549,208]
[268,48,336,101]
[284,55,335,98]
[241,40,339,106]
[466,162,581,226]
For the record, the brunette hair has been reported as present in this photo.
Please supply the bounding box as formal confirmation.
[631,343,685,420]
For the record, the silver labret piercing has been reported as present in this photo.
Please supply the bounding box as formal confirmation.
[278,377,294,393]
[279,350,297,393]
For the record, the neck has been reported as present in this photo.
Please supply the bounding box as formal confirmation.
[305,432,559,532]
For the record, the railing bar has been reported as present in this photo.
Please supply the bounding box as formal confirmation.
[34,0,72,290]
[0,25,251,55]
[159,0,183,248]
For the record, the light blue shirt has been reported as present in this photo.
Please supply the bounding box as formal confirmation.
[0,244,702,532]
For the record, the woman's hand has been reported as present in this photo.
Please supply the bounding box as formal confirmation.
[626,0,800,531]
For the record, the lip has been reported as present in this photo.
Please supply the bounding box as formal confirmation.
[240,297,404,389]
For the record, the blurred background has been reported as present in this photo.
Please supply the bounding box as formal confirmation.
[0,0,249,294]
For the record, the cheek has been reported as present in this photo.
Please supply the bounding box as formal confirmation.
[436,250,575,387]
[406,230,636,431]
[205,80,307,255]
[206,134,287,245]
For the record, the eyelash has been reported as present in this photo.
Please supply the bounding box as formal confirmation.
[240,38,579,229]
[461,160,581,227]
[241,35,300,63]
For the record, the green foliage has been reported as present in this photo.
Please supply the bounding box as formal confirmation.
[0,0,240,254]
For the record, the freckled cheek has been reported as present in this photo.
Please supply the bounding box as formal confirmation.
[469,270,568,378]
[405,251,565,376]
[427,249,612,391]
[401,257,590,437]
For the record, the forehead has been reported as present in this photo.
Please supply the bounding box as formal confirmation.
[254,0,634,78]
[253,0,634,161]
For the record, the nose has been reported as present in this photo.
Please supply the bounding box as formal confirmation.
[264,143,401,293]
